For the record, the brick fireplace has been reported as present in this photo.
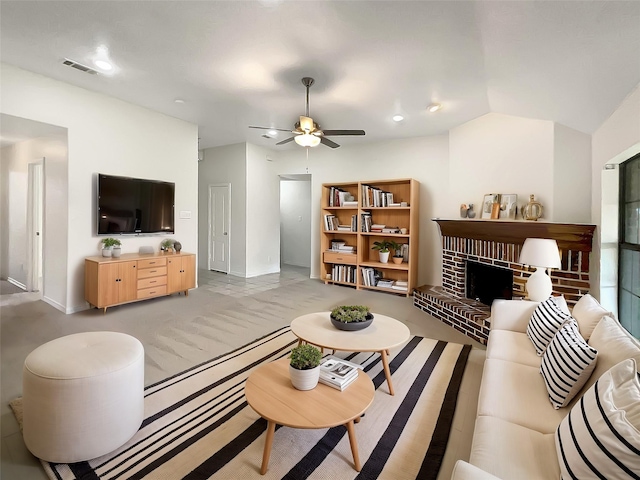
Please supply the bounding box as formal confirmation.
[414,219,596,344]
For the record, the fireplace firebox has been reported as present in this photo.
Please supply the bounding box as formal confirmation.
[466,261,513,306]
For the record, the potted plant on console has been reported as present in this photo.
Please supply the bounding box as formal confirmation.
[289,344,322,390]
[388,241,404,265]
[372,240,392,264]
[161,239,174,254]
[101,238,121,258]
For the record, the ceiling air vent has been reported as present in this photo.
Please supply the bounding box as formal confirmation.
[62,58,99,75]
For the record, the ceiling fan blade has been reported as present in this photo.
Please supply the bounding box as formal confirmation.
[320,137,340,149]
[276,137,296,146]
[322,130,366,136]
[248,126,293,132]
[299,116,314,132]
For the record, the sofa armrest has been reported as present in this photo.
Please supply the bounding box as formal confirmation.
[451,460,503,480]
[490,299,539,333]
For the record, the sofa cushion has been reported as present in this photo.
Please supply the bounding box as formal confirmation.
[555,358,640,480]
[580,314,640,401]
[486,330,541,368]
[527,296,573,355]
[469,416,560,480]
[477,358,567,433]
[540,320,598,409]
[571,293,612,341]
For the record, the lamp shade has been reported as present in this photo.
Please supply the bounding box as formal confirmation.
[294,133,321,147]
[518,238,561,268]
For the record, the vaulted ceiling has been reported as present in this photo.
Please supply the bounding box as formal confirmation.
[1,1,639,150]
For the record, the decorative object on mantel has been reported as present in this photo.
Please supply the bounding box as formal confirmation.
[518,238,561,301]
[522,194,543,221]
[330,305,374,331]
[467,203,476,218]
[499,194,518,220]
[460,204,468,218]
[482,193,501,219]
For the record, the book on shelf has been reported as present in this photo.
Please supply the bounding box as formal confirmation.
[332,264,357,284]
[323,214,338,231]
[342,200,358,207]
[382,227,400,233]
[391,280,408,291]
[328,187,356,207]
[401,243,409,261]
[376,279,394,288]
[361,212,372,232]
[319,356,361,390]
[337,225,352,231]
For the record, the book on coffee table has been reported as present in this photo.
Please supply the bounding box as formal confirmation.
[319,356,361,391]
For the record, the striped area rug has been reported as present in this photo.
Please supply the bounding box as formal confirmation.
[11,326,471,480]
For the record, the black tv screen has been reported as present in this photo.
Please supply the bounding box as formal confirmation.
[97,174,175,235]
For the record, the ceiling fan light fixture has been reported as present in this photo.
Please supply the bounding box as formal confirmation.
[294,133,321,147]
[267,129,278,136]
[427,103,442,113]
[392,114,404,122]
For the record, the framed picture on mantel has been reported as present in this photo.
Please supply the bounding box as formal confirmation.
[482,193,500,219]
[499,194,518,220]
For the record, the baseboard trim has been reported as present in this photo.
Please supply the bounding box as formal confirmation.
[246,266,280,278]
[42,296,66,314]
[7,277,26,290]
[67,303,91,314]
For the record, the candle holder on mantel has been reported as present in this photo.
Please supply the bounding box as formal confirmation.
[522,195,543,221]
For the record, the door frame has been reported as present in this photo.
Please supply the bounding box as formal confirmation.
[26,158,44,293]
[208,183,231,274]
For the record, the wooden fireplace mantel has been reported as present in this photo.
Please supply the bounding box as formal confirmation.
[433,218,596,252]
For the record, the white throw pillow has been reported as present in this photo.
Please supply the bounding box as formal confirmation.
[552,294,571,316]
[527,296,573,355]
[571,294,612,341]
[555,358,640,479]
[540,320,598,409]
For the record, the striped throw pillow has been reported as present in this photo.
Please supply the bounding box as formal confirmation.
[527,296,572,355]
[540,320,598,409]
[555,358,640,479]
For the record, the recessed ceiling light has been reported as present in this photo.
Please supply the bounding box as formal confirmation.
[268,129,278,136]
[93,45,113,72]
[174,99,185,104]
[427,103,442,113]
[392,115,404,122]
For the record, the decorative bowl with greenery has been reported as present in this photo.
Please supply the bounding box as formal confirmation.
[161,239,174,252]
[289,344,322,390]
[330,305,370,323]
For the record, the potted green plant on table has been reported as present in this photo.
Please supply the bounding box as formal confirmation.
[388,241,404,265]
[289,344,322,390]
[101,238,121,258]
[161,239,174,253]
[372,240,392,264]
[330,305,374,331]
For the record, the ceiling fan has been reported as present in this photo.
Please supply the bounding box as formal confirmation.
[249,77,365,148]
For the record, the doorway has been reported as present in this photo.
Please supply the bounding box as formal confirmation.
[208,184,231,273]
[27,159,44,292]
[279,175,312,269]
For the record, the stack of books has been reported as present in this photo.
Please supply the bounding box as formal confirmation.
[391,280,408,292]
[319,356,362,391]
[376,279,394,288]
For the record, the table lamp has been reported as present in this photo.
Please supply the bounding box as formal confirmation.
[518,238,561,301]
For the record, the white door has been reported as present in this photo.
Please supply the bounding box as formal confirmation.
[27,159,44,292]
[208,184,230,273]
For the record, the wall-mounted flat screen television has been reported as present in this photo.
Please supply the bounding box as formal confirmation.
[97,174,175,235]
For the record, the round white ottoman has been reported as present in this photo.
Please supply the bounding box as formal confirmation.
[22,331,144,463]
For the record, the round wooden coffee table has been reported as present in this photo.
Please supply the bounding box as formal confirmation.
[245,358,374,474]
[290,312,410,395]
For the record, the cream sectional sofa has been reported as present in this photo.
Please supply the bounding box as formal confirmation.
[452,295,640,480]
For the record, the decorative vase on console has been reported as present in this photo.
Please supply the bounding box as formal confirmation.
[522,195,543,221]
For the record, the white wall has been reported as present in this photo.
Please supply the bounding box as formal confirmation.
[449,113,556,220]
[592,84,640,308]
[280,179,311,268]
[246,143,281,277]
[0,64,199,312]
[553,124,592,222]
[199,143,247,276]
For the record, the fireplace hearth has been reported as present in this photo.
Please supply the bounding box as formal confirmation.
[414,219,595,345]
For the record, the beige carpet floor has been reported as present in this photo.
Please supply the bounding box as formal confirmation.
[0,266,485,480]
